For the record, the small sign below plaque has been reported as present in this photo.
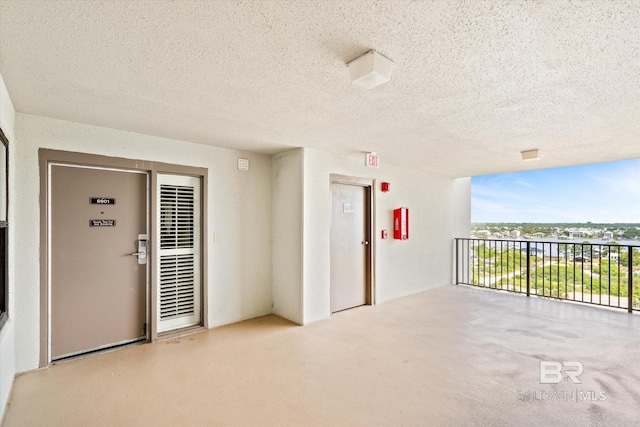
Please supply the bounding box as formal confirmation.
[90,219,116,227]
[90,197,115,205]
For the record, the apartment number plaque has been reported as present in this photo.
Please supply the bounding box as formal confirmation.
[90,197,116,205]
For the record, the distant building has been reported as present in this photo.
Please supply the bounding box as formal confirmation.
[567,228,592,239]
[603,231,614,239]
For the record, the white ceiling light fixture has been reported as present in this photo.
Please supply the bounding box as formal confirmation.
[521,149,540,161]
[347,50,394,89]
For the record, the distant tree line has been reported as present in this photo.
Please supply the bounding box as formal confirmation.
[472,223,640,239]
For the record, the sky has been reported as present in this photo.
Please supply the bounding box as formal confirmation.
[471,158,640,223]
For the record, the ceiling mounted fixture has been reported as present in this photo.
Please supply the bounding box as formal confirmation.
[347,50,394,89]
[521,149,540,161]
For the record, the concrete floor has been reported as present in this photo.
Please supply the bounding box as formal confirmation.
[3,285,640,426]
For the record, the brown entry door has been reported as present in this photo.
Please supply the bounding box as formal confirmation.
[330,183,369,313]
[50,165,148,360]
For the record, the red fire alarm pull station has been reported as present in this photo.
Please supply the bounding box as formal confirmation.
[393,207,409,240]
[381,182,390,192]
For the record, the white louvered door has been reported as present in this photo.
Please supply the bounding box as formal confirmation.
[157,174,201,333]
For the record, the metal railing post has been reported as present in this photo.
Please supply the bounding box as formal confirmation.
[526,241,531,297]
[628,246,633,313]
[455,238,459,285]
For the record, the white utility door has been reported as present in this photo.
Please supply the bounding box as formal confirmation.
[330,183,369,313]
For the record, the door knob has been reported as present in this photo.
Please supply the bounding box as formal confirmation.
[361,240,369,245]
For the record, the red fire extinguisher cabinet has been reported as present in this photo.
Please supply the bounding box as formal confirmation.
[393,207,409,240]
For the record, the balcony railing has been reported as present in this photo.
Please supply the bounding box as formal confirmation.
[455,238,640,313]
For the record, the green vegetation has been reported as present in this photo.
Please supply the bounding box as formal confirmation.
[472,222,640,240]
[468,243,640,310]
[623,228,640,239]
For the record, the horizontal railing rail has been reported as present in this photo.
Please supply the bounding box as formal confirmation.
[455,238,640,313]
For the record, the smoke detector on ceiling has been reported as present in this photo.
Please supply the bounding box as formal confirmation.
[347,50,394,89]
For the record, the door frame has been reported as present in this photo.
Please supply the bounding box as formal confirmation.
[329,174,375,308]
[39,149,208,367]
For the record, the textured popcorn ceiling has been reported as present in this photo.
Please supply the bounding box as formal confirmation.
[1,0,638,177]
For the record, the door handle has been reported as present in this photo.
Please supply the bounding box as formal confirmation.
[132,234,148,264]
[361,240,369,245]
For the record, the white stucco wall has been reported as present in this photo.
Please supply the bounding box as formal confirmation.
[302,148,470,324]
[13,114,273,372]
[3,109,471,414]
[271,149,303,324]
[0,73,16,421]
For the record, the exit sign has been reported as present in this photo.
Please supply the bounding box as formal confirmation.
[365,152,379,168]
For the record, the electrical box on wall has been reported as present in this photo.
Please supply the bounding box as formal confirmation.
[393,207,409,240]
